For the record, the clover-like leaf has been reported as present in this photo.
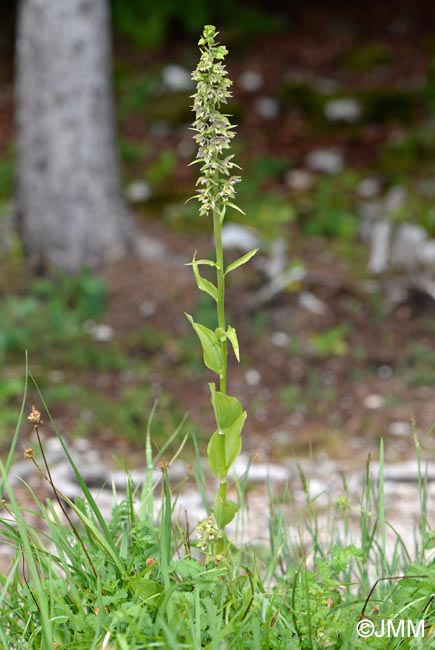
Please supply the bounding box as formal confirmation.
[185,313,222,376]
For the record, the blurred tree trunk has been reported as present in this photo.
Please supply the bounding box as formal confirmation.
[15,0,136,272]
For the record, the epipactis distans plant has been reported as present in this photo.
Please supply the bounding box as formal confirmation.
[186,25,257,547]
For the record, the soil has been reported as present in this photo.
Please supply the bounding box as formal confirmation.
[2,1,435,472]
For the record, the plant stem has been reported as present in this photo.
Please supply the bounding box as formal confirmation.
[213,209,228,394]
[213,208,228,507]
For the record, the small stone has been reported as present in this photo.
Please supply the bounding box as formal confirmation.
[378,365,393,379]
[239,70,263,92]
[391,224,427,270]
[150,121,171,138]
[384,185,407,214]
[285,169,314,192]
[364,394,385,410]
[84,322,114,342]
[140,300,156,317]
[126,180,152,203]
[255,97,279,119]
[419,240,435,269]
[272,430,293,444]
[298,291,327,315]
[177,140,195,160]
[161,64,193,92]
[324,98,361,122]
[262,238,288,277]
[221,224,260,251]
[357,177,381,199]
[368,220,392,274]
[245,369,261,386]
[271,331,290,347]
[305,148,344,175]
[389,421,412,437]
[232,454,289,482]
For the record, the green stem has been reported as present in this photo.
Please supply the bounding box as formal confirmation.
[213,208,227,394]
[213,207,228,514]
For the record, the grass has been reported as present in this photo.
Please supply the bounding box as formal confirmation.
[1,377,435,648]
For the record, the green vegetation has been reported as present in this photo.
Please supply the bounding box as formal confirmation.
[1,389,435,647]
[3,24,435,649]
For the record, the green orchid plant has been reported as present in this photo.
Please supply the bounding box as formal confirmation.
[186,25,257,548]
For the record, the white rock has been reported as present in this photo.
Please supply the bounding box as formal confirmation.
[389,421,412,437]
[140,300,156,317]
[368,220,392,274]
[239,70,263,92]
[150,121,171,138]
[324,98,361,122]
[221,224,260,251]
[285,168,314,192]
[391,224,427,270]
[232,454,289,482]
[305,148,344,174]
[357,177,381,199]
[245,369,261,386]
[378,365,393,379]
[272,430,293,444]
[364,394,385,409]
[161,64,193,92]
[298,291,327,315]
[419,240,435,269]
[271,331,290,347]
[262,238,288,277]
[177,140,195,160]
[126,180,152,203]
[384,185,407,214]
[255,97,279,119]
[84,322,114,342]
[371,460,435,483]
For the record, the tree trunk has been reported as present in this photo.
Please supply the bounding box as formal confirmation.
[15,0,136,272]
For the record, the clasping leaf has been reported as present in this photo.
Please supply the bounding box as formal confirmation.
[185,313,222,376]
[187,252,218,302]
[214,494,238,527]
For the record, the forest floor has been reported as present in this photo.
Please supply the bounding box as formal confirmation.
[2,1,435,473]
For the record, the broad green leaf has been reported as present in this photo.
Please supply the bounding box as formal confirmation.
[214,494,238,528]
[226,326,240,362]
[209,383,243,433]
[185,313,222,376]
[130,578,163,606]
[225,248,258,275]
[207,410,246,478]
